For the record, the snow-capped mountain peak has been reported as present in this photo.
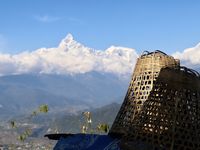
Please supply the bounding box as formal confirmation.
[0,33,139,76]
[59,33,74,45]
[65,33,73,41]
[106,46,136,56]
[58,34,94,55]
[105,46,138,63]
[59,33,83,50]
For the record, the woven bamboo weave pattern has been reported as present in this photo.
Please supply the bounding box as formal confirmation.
[109,50,200,150]
[110,51,180,135]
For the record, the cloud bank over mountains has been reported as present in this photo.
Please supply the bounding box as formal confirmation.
[173,43,200,69]
[0,33,199,76]
[0,34,138,76]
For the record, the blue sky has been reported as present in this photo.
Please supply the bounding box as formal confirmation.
[0,0,200,54]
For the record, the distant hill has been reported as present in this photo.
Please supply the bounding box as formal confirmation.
[5,102,121,138]
[0,72,129,119]
[48,102,121,134]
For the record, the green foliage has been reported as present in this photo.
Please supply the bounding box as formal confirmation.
[97,123,109,133]
[81,111,92,134]
[17,134,26,142]
[12,104,49,142]
[81,125,87,134]
[31,111,37,116]
[81,111,109,134]
[30,104,49,118]
[39,104,49,113]
[10,120,16,128]
[17,128,32,142]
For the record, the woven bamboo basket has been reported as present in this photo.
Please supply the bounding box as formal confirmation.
[121,67,200,150]
[110,50,180,135]
[109,50,200,150]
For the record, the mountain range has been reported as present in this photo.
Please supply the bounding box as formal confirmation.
[0,33,199,120]
[0,72,130,120]
[0,34,138,119]
[0,34,138,76]
[0,34,199,148]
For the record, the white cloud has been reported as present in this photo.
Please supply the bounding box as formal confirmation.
[34,15,60,23]
[1,33,199,76]
[173,43,200,69]
[0,34,139,76]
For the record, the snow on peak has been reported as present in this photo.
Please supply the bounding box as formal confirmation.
[66,33,73,41]
[106,46,137,58]
[195,42,200,48]
[106,46,134,53]
[59,33,76,48]
[58,33,90,53]
[0,34,139,76]
[61,33,74,44]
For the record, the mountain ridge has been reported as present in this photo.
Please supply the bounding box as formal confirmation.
[0,72,129,119]
[0,34,138,76]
